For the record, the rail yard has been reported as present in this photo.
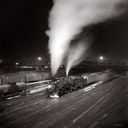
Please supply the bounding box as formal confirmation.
[0,72,127,128]
[1,0,127,128]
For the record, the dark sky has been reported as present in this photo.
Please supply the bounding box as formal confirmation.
[0,0,127,61]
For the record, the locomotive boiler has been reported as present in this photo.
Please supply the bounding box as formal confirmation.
[46,73,97,98]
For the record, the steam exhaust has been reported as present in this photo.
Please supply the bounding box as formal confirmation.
[46,0,127,76]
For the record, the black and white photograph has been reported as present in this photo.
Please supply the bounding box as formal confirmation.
[0,0,128,128]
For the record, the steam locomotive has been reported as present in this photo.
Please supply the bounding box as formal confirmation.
[46,73,98,98]
[45,71,120,98]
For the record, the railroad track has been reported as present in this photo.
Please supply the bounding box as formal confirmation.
[0,76,127,128]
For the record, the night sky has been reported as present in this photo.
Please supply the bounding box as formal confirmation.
[0,0,128,61]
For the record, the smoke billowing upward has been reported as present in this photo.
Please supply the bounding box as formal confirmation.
[46,0,127,76]
[66,42,87,76]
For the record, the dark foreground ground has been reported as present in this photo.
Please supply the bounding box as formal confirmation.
[0,74,128,128]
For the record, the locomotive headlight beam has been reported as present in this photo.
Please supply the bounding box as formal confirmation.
[47,85,52,88]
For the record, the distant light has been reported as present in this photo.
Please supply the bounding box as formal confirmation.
[100,56,103,60]
[124,60,126,61]
[60,65,63,68]
[38,57,41,60]
[16,62,19,65]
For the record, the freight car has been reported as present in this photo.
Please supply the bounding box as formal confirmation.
[0,73,25,85]
[46,73,97,98]
[0,81,26,101]
[0,70,65,85]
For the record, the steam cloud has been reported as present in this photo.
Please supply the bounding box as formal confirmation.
[47,0,127,76]
[66,42,87,76]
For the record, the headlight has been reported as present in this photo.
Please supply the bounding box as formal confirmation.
[47,85,52,88]
[83,76,88,79]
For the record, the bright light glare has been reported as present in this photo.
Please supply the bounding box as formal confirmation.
[38,57,41,60]
[16,62,19,65]
[47,85,52,88]
[100,56,103,60]
[83,76,88,79]
[50,93,59,98]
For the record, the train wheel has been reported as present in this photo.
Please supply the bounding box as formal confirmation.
[78,86,81,89]
[58,91,61,97]
[73,86,77,91]
[80,86,83,88]
[47,95,50,98]
[61,89,64,95]
[67,89,70,93]
[1,94,6,101]
[44,90,49,98]
[70,89,72,92]
[46,93,51,99]
[20,90,26,96]
[64,89,68,94]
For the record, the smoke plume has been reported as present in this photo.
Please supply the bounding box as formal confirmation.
[66,42,86,76]
[47,0,127,76]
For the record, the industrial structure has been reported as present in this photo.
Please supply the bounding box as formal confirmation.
[0,60,127,73]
